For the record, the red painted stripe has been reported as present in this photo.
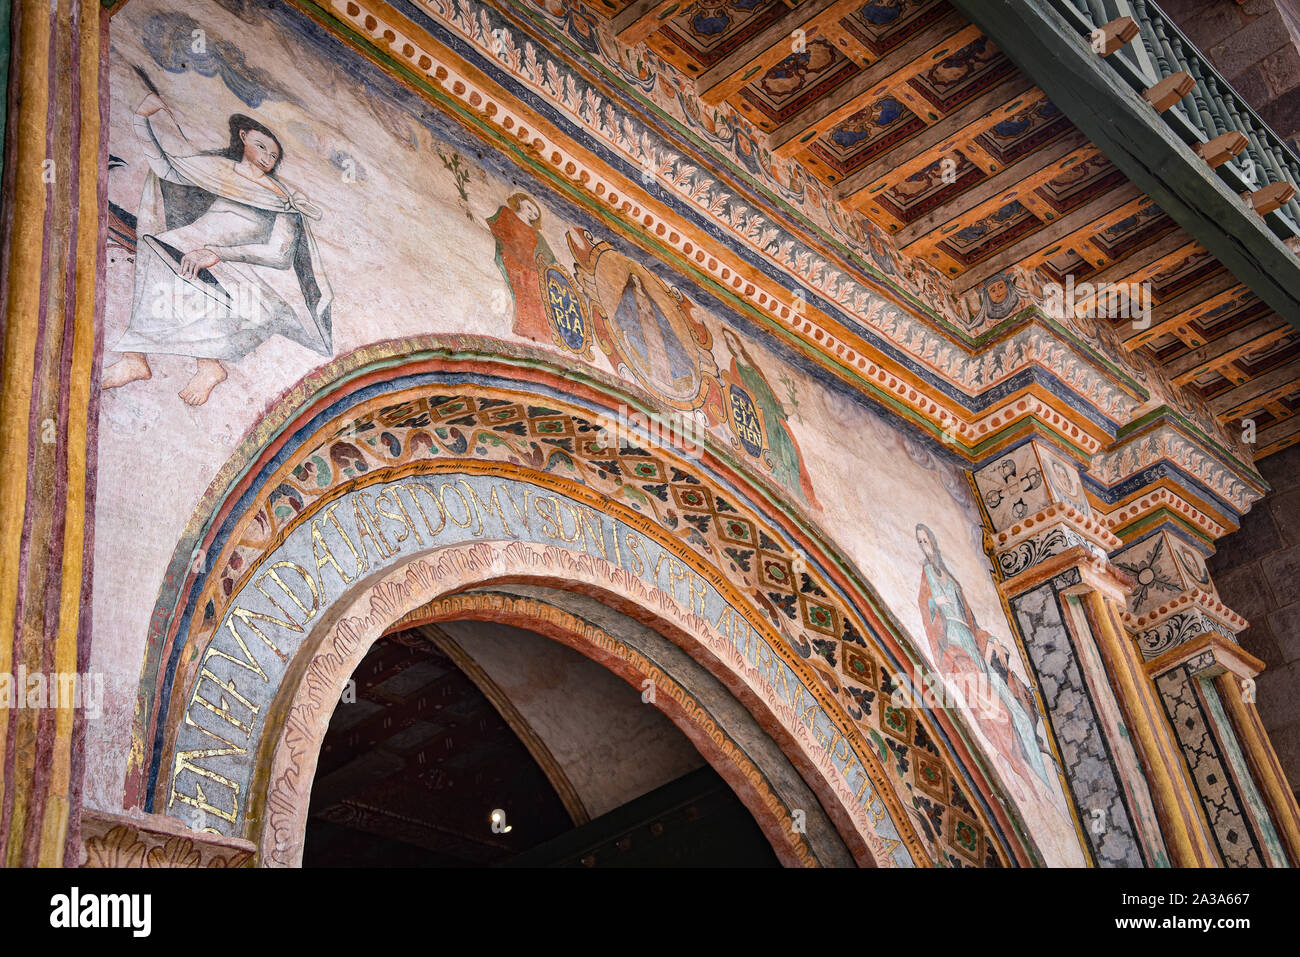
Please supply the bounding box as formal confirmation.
[22,0,85,864]
[63,3,108,868]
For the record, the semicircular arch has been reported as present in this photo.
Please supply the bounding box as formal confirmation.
[129,336,1036,868]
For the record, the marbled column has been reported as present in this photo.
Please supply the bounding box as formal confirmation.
[976,440,1218,866]
[0,0,104,866]
[1122,530,1300,867]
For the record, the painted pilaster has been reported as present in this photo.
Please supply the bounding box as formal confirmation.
[976,439,1218,866]
[0,0,104,866]
[1214,667,1300,866]
[1121,530,1300,867]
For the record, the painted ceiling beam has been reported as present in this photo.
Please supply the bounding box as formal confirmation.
[1067,230,1205,317]
[1256,413,1300,457]
[1122,273,1246,351]
[1025,193,1156,270]
[695,0,867,107]
[895,133,1098,249]
[947,0,1300,333]
[611,0,681,45]
[1082,229,1199,290]
[1211,357,1300,419]
[1167,316,1293,385]
[951,183,1143,291]
[834,75,1040,205]
[766,9,978,157]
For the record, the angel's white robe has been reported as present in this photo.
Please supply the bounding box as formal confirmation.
[115,114,333,361]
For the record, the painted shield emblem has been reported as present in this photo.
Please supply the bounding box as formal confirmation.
[728,383,764,458]
[543,266,589,354]
[570,232,726,420]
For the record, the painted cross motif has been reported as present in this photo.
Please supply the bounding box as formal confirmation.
[975,447,1046,530]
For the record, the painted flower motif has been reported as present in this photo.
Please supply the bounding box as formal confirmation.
[145,837,202,868]
[1116,535,1181,612]
[204,849,254,868]
[83,826,147,868]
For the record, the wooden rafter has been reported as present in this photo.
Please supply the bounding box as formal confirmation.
[1211,357,1300,420]
[1165,315,1291,385]
[836,77,1041,205]
[696,0,869,107]
[768,11,979,157]
[611,0,681,45]
[948,0,1300,333]
[1068,231,1201,315]
[1121,273,1246,351]
[1215,360,1253,387]
[1068,236,1111,271]
[1082,230,1199,289]
[1257,413,1300,457]
[1022,193,1153,272]
[896,135,1097,250]
[950,184,1143,291]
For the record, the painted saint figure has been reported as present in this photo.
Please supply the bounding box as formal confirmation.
[915,524,1050,803]
[613,272,695,394]
[103,92,333,405]
[487,192,555,342]
[720,328,820,509]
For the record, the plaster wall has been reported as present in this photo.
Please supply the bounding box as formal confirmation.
[89,0,1085,863]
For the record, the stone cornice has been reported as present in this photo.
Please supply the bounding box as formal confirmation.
[998,542,1132,601]
[994,501,1122,554]
[1142,631,1264,681]
[1089,420,1266,518]
[80,809,256,867]
[1099,484,1233,547]
[1124,587,1249,637]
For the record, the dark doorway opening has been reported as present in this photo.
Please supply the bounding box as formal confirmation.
[301,626,778,867]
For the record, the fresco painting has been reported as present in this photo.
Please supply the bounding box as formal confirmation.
[572,232,725,417]
[916,524,1051,805]
[487,192,556,344]
[104,80,333,406]
[85,0,1087,864]
[719,327,821,510]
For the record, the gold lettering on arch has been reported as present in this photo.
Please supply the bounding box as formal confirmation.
[168,471,908,862]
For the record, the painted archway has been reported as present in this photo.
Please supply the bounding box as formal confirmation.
[261,562,864,867]
[127,336,1041,867]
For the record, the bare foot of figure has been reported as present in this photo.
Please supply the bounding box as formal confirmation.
[179,359,227,406]
[102,353,152,389]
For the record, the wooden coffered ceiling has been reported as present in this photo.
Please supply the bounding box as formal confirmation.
[591,0,1300,459]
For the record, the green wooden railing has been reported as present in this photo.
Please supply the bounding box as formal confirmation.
[1049,0,1300,240]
